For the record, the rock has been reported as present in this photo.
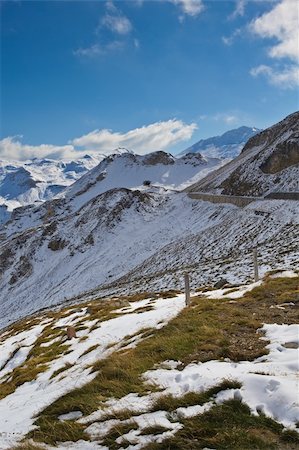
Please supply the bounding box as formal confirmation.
[260,141,299,174]
[66,326,76,340]
[282,342,299,349]
[214,278,228,289]
[142,151,175,166]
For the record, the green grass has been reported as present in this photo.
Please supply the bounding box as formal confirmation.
[101,421,139,449]
[0,326,70,399]
[143,400,299,450]
[150,380,242,413]
[50,362,74,379]
[79,344,99,357]
[139,425,170,435]
[27,416,88,446]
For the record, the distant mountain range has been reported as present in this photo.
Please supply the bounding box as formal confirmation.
[0,155,102,223]
[179,126,261,159]
[0,126,261,222]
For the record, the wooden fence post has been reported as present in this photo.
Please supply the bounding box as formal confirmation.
[184,272,190,306]
[253,248,259,282]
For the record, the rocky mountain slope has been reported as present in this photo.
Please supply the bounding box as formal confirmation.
[187,112,299,197]
[0,186,298,330]
[179,126,261,159]
[0,114,298,330]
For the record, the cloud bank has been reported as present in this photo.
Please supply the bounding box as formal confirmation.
[71,119,197,154]
[0,120,197,161]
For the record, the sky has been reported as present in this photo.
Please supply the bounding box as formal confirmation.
[0,0,298,160]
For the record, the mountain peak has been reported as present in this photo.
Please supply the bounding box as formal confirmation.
[179,125,261,159]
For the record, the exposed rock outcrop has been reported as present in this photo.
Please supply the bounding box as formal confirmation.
[187,111,299,197]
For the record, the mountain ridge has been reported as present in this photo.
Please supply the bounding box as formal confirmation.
[187,112,299,197]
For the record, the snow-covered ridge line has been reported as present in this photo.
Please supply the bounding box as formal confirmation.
[0,191,298,330]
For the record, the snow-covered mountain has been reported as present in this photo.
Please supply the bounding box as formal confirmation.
[0,184,298,331]
[61,151,225,210]
[179,126,261,159]
[0,150,225,235]
[187,112,299,196]
[0,114,298,330]
[0,151,224,226]
[0,154,101,214]
[0,126,259,220]
[1,197,298,329]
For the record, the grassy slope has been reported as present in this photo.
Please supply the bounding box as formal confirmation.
[3,276,299,449]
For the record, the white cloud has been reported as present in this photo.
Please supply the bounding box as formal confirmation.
[250,0,298,61]
[101,1,132,35]
[74,44,104,58]
[133,38,140,49]
[71,120,197,155]
[0,137,77,161]
[102,14,132,35]
[170,0,204,17]
[229,0,247,20]
[0,120,197,161]
[249,0,299,88]
[250,64,299,88]
[74,41,123,58]
[74,2,132,58]
[222,28,241,46]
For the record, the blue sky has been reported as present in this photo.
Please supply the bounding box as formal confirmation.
[1,0,298,159]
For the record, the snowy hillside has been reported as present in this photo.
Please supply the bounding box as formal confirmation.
[0,114,298,330]
[0,272,298,449]
[187,112,299,196]
[180,126,261,159]
[0,187,298,330]
[0,150,224,226]
[61,150,225,211]
[0,155,101,216]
